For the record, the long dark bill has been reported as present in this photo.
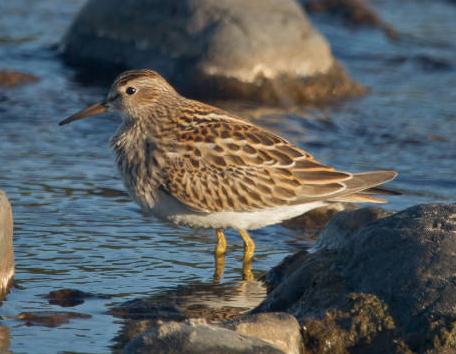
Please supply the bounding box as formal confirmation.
[59,102,107,126]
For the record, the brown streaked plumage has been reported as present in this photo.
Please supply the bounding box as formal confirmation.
[60,69,399,281]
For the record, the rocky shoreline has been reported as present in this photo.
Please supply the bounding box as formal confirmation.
[100,203,455,353]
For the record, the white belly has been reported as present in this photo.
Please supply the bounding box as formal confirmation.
[149,190,327,230]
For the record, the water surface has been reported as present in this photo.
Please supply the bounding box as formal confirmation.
[0,0,455,353]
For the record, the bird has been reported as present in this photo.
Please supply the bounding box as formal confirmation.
[60,69,398,281]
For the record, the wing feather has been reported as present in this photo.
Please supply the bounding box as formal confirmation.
[160,106,397,212]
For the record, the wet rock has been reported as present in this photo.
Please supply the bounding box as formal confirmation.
[302,293,397,353]
[123,319,284,354]
[46,288,111,307]
[313,206,392,250]
[0,190,14,299]
[0,70,38,87]
[255,204,456,353]
[413,54,453,72]
[264,207,387,291]
[17,311,91,328]
[62,0,363,105]
[224,312,303,354]
[303,0,399,40]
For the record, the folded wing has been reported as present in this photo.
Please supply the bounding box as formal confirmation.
[159,109,397,212]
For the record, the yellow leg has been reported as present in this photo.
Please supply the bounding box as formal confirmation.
[239,229,255,281]
[213,228,227,283]
[215,228,227,256]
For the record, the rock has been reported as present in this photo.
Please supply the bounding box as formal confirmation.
[62,0,363,105]
[302,293,397,353]
[0,70,38,87]
[224,312,303,354]
[254,204,456,353]
[0,190,14,299]
[0,326,10,353]
[263,207,388,291]
[303,0,399,40]
[17,311,91,328]
[313,206,392,250]
[46,288,111,307]
[123,319,284,354]
[282,203,352,239]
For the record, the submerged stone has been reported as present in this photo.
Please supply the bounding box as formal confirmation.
[46,288,111,307]
[17,311,91,328]
[0,70,38,87]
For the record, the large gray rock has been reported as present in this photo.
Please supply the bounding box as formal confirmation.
[62,0,363,105]
[123,319,284,354]
[0,190,14,299]
[255,204,456,353]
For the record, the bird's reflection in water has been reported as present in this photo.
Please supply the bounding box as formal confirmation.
[161,279,266,319]
[213,246,254,283]
[112,278,267,349]
[113,279,267,323]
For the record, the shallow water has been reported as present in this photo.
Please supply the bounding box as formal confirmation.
[0,0,455,353]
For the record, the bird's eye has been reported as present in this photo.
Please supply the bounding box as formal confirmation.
[126,87,136,95]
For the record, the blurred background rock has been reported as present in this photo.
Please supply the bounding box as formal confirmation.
[61,0,365,106]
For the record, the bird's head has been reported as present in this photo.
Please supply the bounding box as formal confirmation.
[59,69,177,126]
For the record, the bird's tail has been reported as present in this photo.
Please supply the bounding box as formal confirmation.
[329,170,399,204]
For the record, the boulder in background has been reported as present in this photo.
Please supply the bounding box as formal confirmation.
[62,0,364,105]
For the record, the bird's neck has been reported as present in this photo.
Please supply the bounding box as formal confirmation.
[110,118,164,211]
[112,109,176,147]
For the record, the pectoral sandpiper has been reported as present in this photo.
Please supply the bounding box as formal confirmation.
[60,69,398,281]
